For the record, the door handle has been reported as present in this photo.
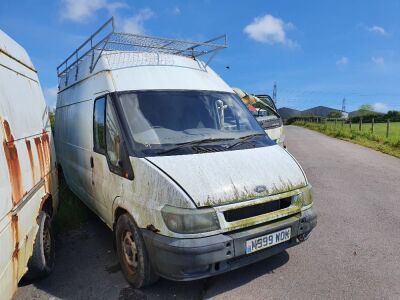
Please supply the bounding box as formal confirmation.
[90,156,94,168]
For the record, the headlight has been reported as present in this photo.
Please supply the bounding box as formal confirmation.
[161,205,220,234]
[292,185,313,207]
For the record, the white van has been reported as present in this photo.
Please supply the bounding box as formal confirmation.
[55,18,316,288]
[0,30,58,299]
[233,88,285,147]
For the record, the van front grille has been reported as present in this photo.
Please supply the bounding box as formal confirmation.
[223,197,292,222]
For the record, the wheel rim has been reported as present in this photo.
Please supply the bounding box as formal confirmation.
[43,221,52,262]
[122,231,138,271]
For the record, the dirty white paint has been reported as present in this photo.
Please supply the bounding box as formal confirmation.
[146,145,307,207]
[0,30,58,300]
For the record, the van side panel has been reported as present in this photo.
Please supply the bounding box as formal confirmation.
[55,99,94,204]
[55,71,115,210]
[0,35,58,299]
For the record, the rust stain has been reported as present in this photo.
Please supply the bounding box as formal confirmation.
[2,120,24,206]
[34,131,52,193]
[26,139,36,186]
[11,214,19,258]
[41,131,52,193]
[11,214,19,286]
[34,137,45,178]
[39,193,51,218]
[41,130,50,169]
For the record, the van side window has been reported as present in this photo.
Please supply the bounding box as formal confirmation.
[93,98,106,153]
[106,99,123,168]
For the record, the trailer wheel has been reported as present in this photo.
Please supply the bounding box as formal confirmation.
[26,211,55,279]
[115,213,159,288]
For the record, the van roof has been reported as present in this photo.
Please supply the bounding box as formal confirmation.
[57,17,227,91]
[0,30,35,71]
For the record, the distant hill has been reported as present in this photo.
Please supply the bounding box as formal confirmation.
[301,106,342,117]
[278,106,343,119]
[278,107,302,119]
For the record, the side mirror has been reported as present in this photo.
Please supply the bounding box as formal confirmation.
[119,142,135,180]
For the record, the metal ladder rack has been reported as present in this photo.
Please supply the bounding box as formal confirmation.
[57,17,227,81]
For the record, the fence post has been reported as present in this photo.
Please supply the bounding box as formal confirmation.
[371,118,374,133]
[359,118,362,131]
[349,119,352,130]
[386,119,390,138]
[335,118,337,128]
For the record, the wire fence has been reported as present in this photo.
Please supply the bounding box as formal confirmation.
[292,117,400,147]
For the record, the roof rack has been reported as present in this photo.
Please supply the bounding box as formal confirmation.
[57,17,227,79]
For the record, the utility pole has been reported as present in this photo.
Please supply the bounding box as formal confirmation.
[342,97,346,112]
[273,82,277,106]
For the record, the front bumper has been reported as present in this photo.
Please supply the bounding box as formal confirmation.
[142,208,317,281]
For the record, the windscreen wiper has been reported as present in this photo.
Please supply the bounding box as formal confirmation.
[158,138,235,155]
[227,133,266,149]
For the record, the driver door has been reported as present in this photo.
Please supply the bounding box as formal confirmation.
[91,95,133,225]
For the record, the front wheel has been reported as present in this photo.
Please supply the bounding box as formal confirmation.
[115,213,159,288]
[26,211,55,279]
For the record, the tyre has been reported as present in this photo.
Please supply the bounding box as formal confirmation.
[26,211,55,279]
[115,213,159,288]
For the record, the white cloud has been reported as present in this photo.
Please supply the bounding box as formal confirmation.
[60,0,126,23]
[172,6,181,15]
[121,8,154,34]
[368,25,388,36]
[336,56,349,66]
[44,86,58,107]
[372,102,389,113]
[372,56,384,65]
[244,14,296,47]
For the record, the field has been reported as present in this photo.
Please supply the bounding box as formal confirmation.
[329,120,400,140]
[292,120,400,158]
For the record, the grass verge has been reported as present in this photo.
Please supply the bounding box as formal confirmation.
[293,121,400,159]
[54,184,91,233]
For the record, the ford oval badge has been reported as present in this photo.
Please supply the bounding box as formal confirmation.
[254,185,267,193]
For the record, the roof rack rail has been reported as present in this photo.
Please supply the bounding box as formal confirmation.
[57,17,227,79]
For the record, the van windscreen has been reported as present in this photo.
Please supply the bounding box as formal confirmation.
[117,90,271,156]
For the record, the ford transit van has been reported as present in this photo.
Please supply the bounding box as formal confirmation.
[0,30,58,299]
[55,18,316,288]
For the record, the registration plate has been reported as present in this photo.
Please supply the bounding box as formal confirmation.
[246,228,291,254]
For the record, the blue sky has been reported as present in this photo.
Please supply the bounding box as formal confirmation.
[1,0,399,112]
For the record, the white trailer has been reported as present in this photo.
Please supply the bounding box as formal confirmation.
[0,30,58,300]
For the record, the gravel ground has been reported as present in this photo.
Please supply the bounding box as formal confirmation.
[14,126,400,300]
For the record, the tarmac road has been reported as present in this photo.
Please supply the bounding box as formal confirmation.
[14,126,400,300]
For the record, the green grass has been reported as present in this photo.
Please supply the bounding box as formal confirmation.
[293,121,400,158]
[328,121,400,140]
[54,185,91,233]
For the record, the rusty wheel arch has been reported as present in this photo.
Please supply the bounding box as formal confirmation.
[40,194,54,218]
[113,207,129,231]
[113,207,130,250]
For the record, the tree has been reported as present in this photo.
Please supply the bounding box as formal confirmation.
[327,111,342,118]
[359,104,374,112]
